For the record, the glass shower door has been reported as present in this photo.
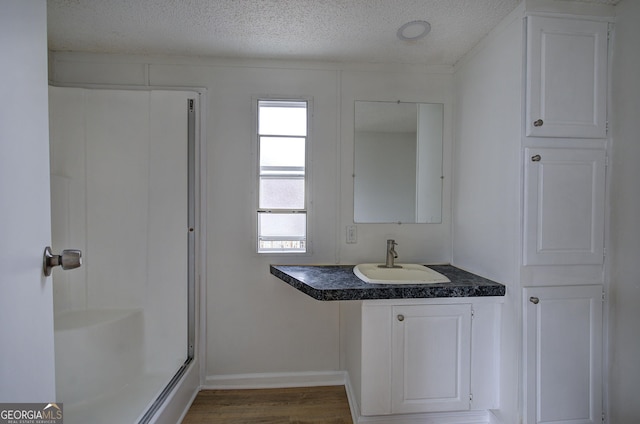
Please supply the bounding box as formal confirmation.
[49,87,196,424]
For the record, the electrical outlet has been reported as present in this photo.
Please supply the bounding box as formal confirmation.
[346,225,357,244]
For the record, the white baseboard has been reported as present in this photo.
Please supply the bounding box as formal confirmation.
[353,411,490,424]
[487,410,502,424]
[203,370,347,390]
[344,373,361,424]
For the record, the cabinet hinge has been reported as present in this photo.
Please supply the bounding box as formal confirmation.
[469,393,473,404]
[606,120,609,135]
[188,98,195,112]
[602,290,606,302]
[471,308,475,320]
[602,412,606,423]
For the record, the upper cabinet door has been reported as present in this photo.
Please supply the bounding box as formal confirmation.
[526,16,608,138]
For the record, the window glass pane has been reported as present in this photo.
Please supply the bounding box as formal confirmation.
[260,178,305,209]
[258,212,306,237]
[259,239,306,251]
[258,212,307,252]
[260,137,305,169]
[258,101,307,136]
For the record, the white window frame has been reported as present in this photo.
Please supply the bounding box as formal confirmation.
[254,97,312,254]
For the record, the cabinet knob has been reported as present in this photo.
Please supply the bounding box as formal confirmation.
[397,314,405,322]
[531,154,542,162]
[533,119,544,127]
[529,297,540,305]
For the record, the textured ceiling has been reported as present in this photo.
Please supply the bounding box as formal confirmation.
[46,0,618,66]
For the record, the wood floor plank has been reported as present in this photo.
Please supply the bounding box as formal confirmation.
[181,386,353,424]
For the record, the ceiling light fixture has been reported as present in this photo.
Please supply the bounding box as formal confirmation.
[397,20,431,41]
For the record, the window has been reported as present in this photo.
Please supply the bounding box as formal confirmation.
[257,99,309,253]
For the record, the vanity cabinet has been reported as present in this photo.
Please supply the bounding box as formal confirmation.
[526,16,608,138]
[349,299,501,418]
[523,285,603,424]
[391,304,471,413]
[523,147,606,266]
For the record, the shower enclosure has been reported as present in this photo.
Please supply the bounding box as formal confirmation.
[48,87,198,424]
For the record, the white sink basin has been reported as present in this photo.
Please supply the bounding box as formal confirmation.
[353,263,451,285]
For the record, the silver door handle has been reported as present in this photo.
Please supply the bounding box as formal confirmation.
[533,119,544,127]
[43,246,82,276]
[529,297,539,305]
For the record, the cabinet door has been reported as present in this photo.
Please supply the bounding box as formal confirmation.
[391,304,471,413]
[526,16,608,138]
[523,148,605,265]
[523,285,602,424]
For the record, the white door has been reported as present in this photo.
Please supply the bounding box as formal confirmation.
[0,1,56,401]
[523,147,606,266]
[526,16,608,138]
[523,285,603,424]
[391,304,471,413]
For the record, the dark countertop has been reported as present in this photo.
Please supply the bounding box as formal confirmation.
[270,264,506,301]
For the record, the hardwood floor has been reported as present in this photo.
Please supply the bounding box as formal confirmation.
[181,385,353,424]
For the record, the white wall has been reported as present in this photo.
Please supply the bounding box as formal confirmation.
[452,11,522,283]
[50,54,455,381]
[452,6,524,423]
[609,0,640,421]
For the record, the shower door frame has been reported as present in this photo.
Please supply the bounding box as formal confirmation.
[138,88,205,424]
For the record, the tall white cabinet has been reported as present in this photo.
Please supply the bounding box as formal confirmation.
[524,14,608,424]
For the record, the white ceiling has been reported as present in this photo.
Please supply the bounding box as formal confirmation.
[47,0,618,66]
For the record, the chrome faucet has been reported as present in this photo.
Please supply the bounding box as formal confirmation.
[383,239,399,268]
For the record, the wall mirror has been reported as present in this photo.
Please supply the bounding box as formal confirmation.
[354,101,443,223]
